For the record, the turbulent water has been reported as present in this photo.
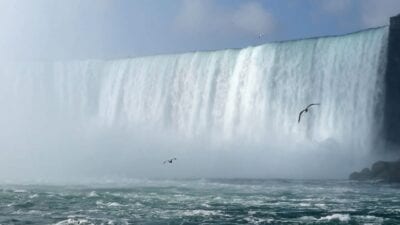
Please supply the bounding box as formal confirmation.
[1,179,399,225]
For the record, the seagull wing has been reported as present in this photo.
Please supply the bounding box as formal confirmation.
[163,157,177,164]
[298,109,306,123]
[306,103,320,109]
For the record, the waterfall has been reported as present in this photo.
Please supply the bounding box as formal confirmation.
[0,27,388,150]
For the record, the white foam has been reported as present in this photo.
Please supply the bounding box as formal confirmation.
[87,191,98,197]
[29,194,39,198]
[299,216,317,221]
[244,217,273,224]
[55,218,93,225]
[95,200,124,207]
[182,209,223,216]
[299,203,311,207]
[320,213,350,222]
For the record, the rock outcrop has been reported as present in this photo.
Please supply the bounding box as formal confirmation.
[349,159,400,182]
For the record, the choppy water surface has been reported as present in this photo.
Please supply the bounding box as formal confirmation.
[0,179,399,224]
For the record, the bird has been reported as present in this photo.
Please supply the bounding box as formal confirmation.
[258,33,263,39]
[163,157,177,164]
[298,103,320,123]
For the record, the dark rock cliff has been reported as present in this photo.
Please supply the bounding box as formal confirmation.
[384,14,400,147]
[349,159,400,182]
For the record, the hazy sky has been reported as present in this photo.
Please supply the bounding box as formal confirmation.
[0,0,399,60]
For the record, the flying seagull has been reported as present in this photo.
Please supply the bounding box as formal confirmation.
[163,157,177,164]
[298,103,320,123]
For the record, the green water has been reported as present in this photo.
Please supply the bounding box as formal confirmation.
[0,179,399,224]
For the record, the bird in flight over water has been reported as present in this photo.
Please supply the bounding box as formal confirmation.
[298,103,320,123]
[163,157,177,164]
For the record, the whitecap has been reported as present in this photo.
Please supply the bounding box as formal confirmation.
[299,203,311,207]
[201,203,210,208]
[87,191,98,197]
[319,214,350,222]
[182,209,223,217]
[107,202,123,207]
[315,203,327,209]
[134,202,144,207]
[29,194,39,199]
[95,200,103,205]
[299,216,317,221]
[244,217,273,224]
[54,218,93,225]
[355,215,384,224]
[95,200,124,207]
[248,210,257,215]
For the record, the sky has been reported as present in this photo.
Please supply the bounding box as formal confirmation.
[0,0,399,60]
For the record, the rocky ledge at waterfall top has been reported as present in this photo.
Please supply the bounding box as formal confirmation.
[349,159,400,182]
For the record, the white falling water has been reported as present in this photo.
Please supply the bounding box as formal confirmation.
[0,27,388,151]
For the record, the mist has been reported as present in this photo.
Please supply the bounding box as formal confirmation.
[0,98,380,183]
